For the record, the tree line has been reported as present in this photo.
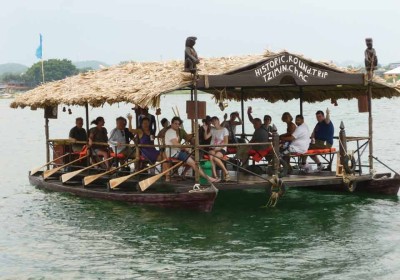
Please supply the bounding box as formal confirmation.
[0,59,92,86]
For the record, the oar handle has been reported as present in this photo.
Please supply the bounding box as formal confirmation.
[43,155,89,179]
[109,159,167,189]
[83,159,138,186]
[30,153,72,175]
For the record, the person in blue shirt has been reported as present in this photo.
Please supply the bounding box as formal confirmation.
[302,108,334,171]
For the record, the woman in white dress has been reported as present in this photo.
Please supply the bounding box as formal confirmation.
[203,116,230,181]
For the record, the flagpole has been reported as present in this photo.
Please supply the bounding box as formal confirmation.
[36,33,49,165]
[41,59,45,83]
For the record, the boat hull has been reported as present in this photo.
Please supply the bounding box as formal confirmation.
[29,175,217,212]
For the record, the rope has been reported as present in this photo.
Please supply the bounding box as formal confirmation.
[265,175,285,207]
[338,137,348,155]
[270,143,281,160]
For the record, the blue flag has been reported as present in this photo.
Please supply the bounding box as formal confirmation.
[35,34,43,59]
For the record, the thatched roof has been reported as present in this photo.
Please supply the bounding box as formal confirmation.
[10,50,400,109]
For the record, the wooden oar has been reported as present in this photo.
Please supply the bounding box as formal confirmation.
[139,161,183,192]
[109,159,167,189]
[30,153,71,175]
[61,157,114,183]
[43,155,89,179]
[83,159,137,186]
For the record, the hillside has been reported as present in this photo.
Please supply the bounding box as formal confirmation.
[0,63,28,75]
[73,60,109,70]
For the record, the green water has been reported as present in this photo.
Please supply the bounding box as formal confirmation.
[1,98,400,279]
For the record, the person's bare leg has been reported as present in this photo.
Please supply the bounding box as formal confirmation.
[97,150,110,169]
[162,162,171,181]
[310,155,320,165]
[214,152,228,176]
[186,157,217,182]
[180,164,191,178]
[209,155,217,178]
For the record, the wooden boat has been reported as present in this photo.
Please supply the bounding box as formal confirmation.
[29,171,218,212]
[10,40,400,210]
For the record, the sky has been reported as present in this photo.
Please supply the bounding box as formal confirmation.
[1,0,399,66]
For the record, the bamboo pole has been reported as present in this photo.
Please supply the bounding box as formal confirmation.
[45,117,50,167]
[368,75,373,171]
[193,72,200,182]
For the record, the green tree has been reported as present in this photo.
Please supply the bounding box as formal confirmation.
[25,59,78,86]
[0,72,26,83]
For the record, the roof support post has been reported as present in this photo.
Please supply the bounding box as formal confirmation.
[45,117,50,168]
[193,73,200,182]
[299,86,303,116]
[85,103,90,167]
[367,76,373,171]
[85,103,89,134]
[240,89,245,138]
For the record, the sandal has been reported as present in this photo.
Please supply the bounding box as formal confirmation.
[224,173,231,182]
[209,177,220,183]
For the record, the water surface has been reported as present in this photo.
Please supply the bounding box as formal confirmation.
[1,97,400,279]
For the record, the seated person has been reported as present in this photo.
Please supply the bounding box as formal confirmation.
[164,116,217,182]
[236,118,270,166]
[302,108,334,171]
[69,117,87,152]
[199,116,212,152]
[203,116,230,181]
[127,115,163,163]
[221,111,243,143]
[138,107,157,135]
[248,107,273,138]
[158,118,193,179]
[279,115,310,164]
[108,116,135,159]
[261,115,273,139]
[279,112,296,140]
[88,116,110,170]
[157,118,170,153]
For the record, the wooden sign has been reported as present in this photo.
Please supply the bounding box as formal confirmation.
[44,106,58,119]
[197,52,364,88]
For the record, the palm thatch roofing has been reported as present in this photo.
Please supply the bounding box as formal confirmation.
[10,50,400,109]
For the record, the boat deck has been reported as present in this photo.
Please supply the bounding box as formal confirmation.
[146,170,347,191]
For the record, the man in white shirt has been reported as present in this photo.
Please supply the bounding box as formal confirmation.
[164,116,218,182]
[280,114,310,154]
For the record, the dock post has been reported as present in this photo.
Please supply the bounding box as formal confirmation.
[271,125,279,175]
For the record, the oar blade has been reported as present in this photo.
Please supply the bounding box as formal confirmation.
[83,174,98,186]
[139,173,163,192]
[43,167,61,179]
[109,173,133,189]
[30,167,44,176]
[109,159,167,189]
[61,170,81,183]
[42,155,88,180]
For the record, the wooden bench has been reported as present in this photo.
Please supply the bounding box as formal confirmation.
[290,148,337,170]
